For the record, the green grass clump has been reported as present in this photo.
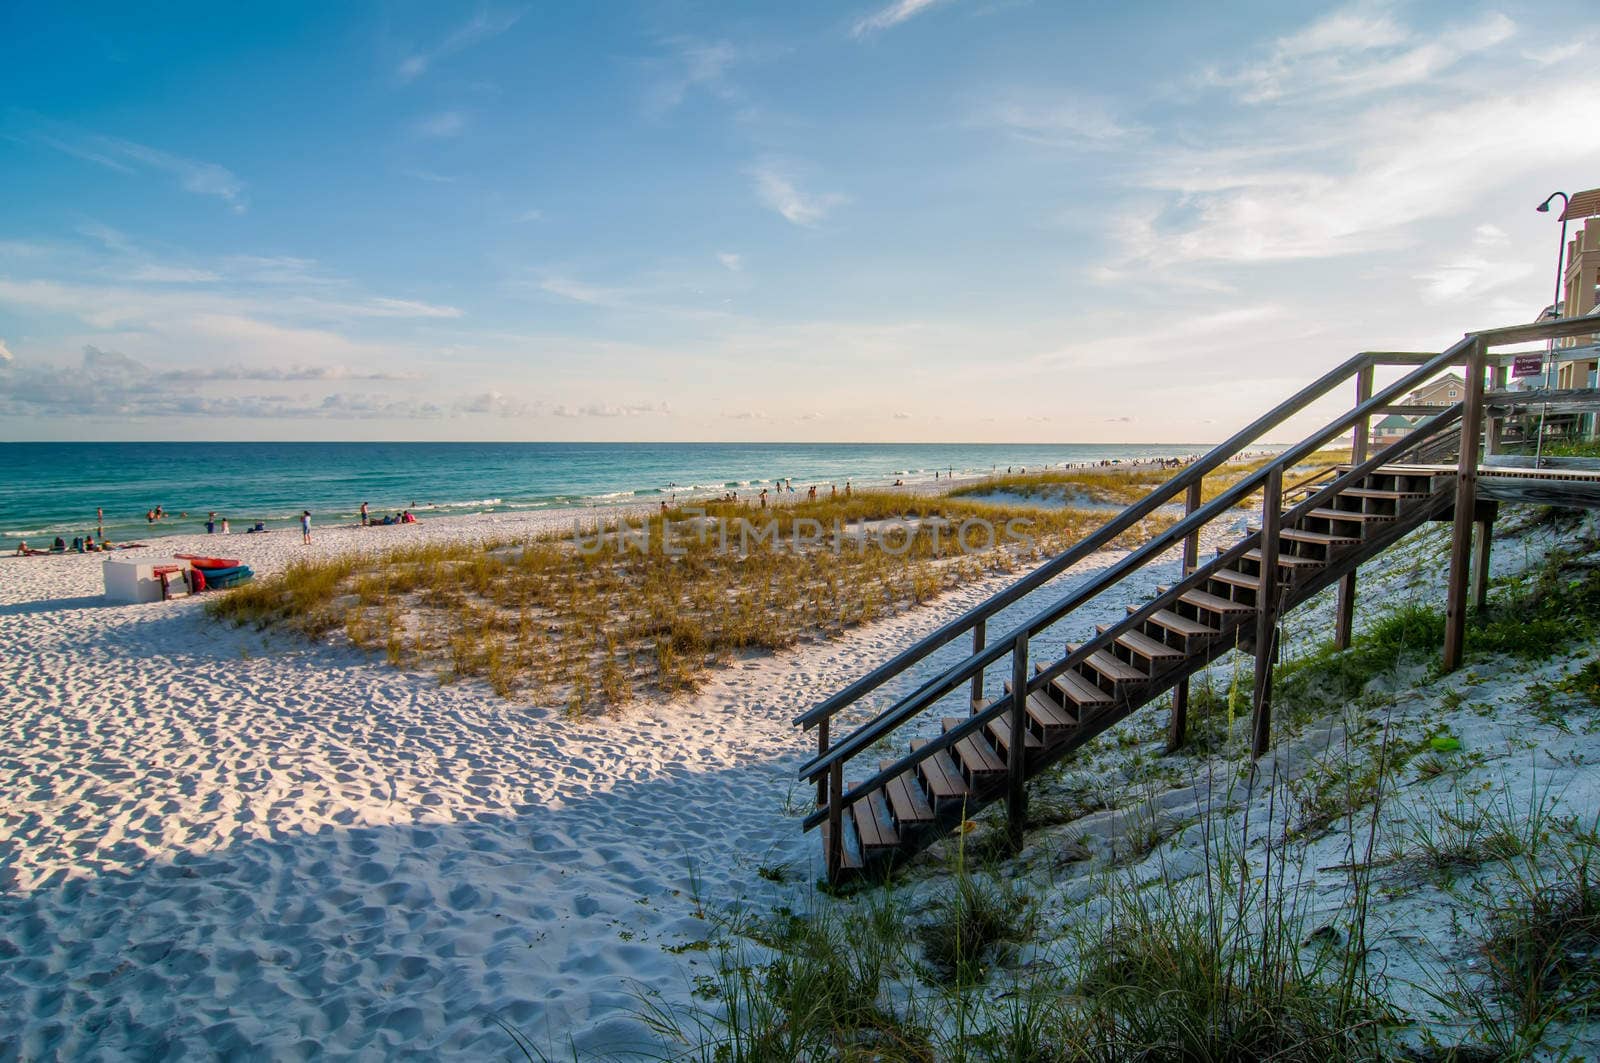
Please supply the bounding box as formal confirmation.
[916,872,1028,986]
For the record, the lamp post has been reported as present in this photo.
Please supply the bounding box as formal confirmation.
[1534,192,1570,466]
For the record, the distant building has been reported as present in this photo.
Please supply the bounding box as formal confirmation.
[1407,373,1466,407]
[1371,414,1416,447]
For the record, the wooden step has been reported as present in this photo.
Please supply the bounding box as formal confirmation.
[985,709,1043,761]
[1275,527,1360,546]
[1241,548,1324,568]
[1338,487,1428,500]
[942,718,1006,782]
[880,759,935,828]
[1006,678,1087,738]
[820,821,863,872]
[846,783,900,852]
[1068,645,1147,683]
[1096,624,1184,661]
[1030,664,1114,709]
[909,738,970,807]
[1173,587,1254,615]
[1024,689,1079,740]
[1306,507,1396,523]
[1207,569,1261,591]
[1133,606,1221,640]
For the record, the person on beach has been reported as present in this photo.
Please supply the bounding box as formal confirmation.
[96,508,103,539]
[147,509,155,525]
[15,540,29,556]
[759,488,768,509]
[808,485,817,501]
[220,517,230,534]
[360,502,369,527]
[845,480,852,497]
[206,513,216,534]
[301,510,312,544]
[52,537,65,553]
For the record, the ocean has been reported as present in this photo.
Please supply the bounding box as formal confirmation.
[0,441,1211,542]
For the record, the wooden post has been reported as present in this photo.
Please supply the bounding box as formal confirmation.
[1335,364,1373,650]
[1444,341,1487,673]
[1252,465,1282,759]
[970,619,986,706]
[816,718,829,806]
[1485,363,1508,457]
[1007,632,1029,849]
[1472,517,1493,611]
[826,762,844,883]
[1168,480,1203,753]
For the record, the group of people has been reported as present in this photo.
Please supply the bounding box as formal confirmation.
[14,534,124,556]
[359,502,417,528]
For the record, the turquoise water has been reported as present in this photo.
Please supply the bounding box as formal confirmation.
[0,441,1209,542]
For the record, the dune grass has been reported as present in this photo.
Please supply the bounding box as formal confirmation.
[951,448,1354,508]
[207,490,1174,713]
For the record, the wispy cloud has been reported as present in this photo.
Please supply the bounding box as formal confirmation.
[413,110,466,138]
[852,0,950,38]
[717,252,743,272]
[1202,5,1515,103]
[749,162,845,227]
[515,208,544,223]
[1414,222,1533,303]
[27,120,247,211]
[552,400,671,418]
[645,39,742,115]
[988,97,1134,146]
[397,7,525,83]
[0,338,12,365]
[0,346,443,420]
[400,168,458,184]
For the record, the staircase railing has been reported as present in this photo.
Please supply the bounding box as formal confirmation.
[798,314,1600,876]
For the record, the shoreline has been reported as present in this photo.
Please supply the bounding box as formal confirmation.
[0,444,1239,546]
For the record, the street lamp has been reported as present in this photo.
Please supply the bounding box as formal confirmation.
[1534,191,1570,466]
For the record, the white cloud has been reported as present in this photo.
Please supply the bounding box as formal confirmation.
[0,346,448,420]
[0,338,12,364]
[32,125,247,211]
[749,162,845,227]
[646,39,742,114]
[397,8,525,82]
[414,111,466,138]
[1415,222,1533,303]
[852,0,949,38]
[552,400,671,418]
[1204,6,1515,103]
[361,297,463,319]
[989,98,1133,146]
[515,208,544,223]
[1118,77,1600,266]
[717,252,743,272]
[127,264,221,283]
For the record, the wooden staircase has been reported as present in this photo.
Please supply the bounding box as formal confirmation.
[797,315,1600,884]
[826,467,1454,876]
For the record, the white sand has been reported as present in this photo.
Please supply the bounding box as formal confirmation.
[0,502,1234,1057]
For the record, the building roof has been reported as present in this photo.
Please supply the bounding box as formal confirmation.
[1374,414,1415,430]
[1561,188,1600,222]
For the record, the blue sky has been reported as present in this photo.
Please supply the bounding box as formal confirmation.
[1,0,1596,442]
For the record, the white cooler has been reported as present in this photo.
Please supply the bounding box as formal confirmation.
[103,557,194,603]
